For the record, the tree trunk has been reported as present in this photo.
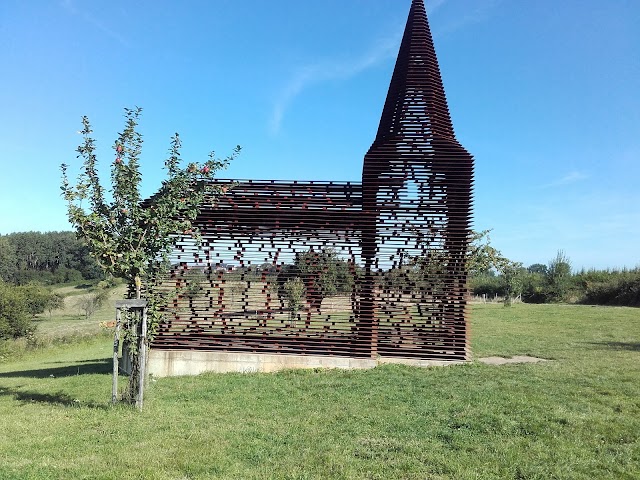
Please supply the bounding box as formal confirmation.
[125,276,145,407]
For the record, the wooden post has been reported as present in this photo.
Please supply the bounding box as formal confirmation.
[137,305,148,410]
[112,308,121,405]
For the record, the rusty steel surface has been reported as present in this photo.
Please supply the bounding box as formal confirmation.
[151,0,474,362]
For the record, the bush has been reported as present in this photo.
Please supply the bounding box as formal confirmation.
[15,283,60,316]
[283,277,305,323]
[13,269,55,286]
[75,287,110,319]
[46,293,65,316]
[546,250,572,302]
[470,274,505,298]
[51,267,84,284]
[581,270,640,307]
[521,272,550,303]
[0,282,34,340]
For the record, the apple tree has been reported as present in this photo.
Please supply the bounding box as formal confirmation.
[61,107,240,402]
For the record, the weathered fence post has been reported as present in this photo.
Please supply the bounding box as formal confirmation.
[137,304,148,410]
[112,308,121,405]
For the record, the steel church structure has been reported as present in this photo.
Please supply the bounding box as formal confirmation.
[148,0,474,374]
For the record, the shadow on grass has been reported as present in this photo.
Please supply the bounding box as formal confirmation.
[45,358,109,364]
[0,358,112,378]
[0,387,108,409]
[33,314,84,322]
[587,341,640,352]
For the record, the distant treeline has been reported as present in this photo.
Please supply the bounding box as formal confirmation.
[471,262,640,307]
[0,231,102,285]
[1,231,637,307]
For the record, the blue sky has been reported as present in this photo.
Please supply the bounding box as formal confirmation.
[1,0,638,270]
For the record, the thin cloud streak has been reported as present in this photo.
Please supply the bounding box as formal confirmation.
[540,171,589,189]
[430,0,501,37]
[426,0,450,14]
[270,0,499,135]
[60,0,130,47]
[269,32,402,135]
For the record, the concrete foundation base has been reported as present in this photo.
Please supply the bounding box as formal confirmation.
[147,349,466,377]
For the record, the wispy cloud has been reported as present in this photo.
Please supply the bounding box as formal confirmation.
[430,0,502,37]
[269,0,501,135]
[60,0,130,47]
[540,171,589,189]
[269,33,402,134]
[426,0,450,14]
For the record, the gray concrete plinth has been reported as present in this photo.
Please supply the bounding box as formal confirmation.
[147,349,465,377]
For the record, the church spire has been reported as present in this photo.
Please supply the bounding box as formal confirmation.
[374,0,456,142]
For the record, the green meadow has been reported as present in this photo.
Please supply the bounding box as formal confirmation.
[0,303,638,479]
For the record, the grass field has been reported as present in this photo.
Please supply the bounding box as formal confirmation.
[32,285,127,340]
[0,303,638,479]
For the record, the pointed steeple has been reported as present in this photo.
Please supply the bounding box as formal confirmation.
[358,0,474,359]
[374,0,456,142]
